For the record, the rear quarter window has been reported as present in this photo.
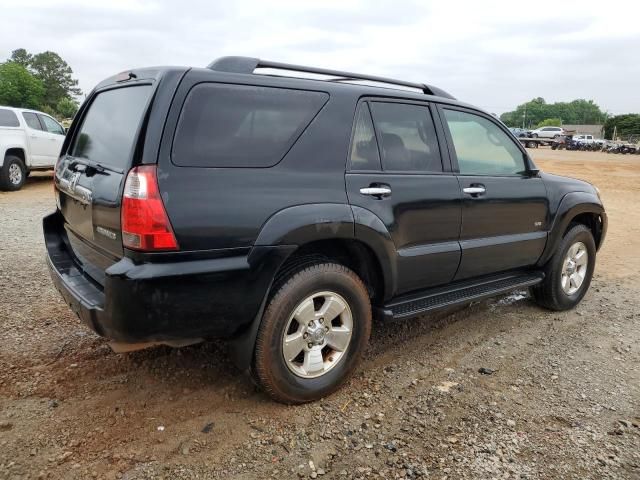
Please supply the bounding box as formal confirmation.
[0,109,20,127]
[172,83,328,168]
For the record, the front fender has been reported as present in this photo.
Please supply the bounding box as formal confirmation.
[537,191,606,266]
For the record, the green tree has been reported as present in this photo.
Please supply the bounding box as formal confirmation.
[0,61,45,109]
[55,97,79,119]
[10,48,32,67]
[603,114,640,140]
[536,118,563,128]
[500,98,606,128]
[29,51,82,110]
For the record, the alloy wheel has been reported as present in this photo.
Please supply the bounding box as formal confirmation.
[561,241,588,295]
[282,291,353,378]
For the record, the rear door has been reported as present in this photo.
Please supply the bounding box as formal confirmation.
[21,112,51,166]
[37,114,66,164]
[439,106,549,280]
[346,99,461,295]
[54,84,153,283]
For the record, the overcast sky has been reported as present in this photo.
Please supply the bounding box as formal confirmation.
[2,0,639,115]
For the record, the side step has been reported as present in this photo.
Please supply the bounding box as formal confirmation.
[382,272,544,320]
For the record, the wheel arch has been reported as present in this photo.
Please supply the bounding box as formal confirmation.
[254,203,397,301]
[230,203,397,371]
[538,191,606,267]
[3,147,26,166]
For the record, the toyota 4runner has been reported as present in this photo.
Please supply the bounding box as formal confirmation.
[44,57,607,403]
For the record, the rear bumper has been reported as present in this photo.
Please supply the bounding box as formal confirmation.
[44,211,293,343]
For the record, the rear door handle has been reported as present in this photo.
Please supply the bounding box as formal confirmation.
[360,186,392,198]
[463,186,486,195]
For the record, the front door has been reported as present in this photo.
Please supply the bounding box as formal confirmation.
[439,107,549,280]
[346,100,462,296]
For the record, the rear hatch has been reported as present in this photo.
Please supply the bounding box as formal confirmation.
[54,84,153,286]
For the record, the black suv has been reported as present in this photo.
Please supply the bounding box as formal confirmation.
[44,57,607,403]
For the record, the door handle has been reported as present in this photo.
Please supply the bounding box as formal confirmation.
[360,186,392,198]
[463,186,486,195]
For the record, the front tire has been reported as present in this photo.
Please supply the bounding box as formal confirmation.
[0,155,26,191]
[253,262,372,404]
[532,224,596,311]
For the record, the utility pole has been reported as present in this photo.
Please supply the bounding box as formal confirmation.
[522,104,527,129]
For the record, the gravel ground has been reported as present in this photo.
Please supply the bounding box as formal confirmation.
[0,150,639,480]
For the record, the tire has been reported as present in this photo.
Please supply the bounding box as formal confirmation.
[553,134,560,139]
[532,133,538,138]
[0,155,26,191]
[531,224,596,311]
[253,262,372,404]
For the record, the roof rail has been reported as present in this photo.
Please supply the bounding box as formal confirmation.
[207,56,455,100]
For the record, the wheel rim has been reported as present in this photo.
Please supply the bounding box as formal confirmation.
[282,291,353,379]
[561,241,588,295]
[8,163,22,185]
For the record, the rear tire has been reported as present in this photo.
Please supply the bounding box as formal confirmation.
[253,262,372,404]
[0,155,26,191]
[531,224,596,311]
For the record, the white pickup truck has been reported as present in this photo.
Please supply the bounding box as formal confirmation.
[0,106,65,191]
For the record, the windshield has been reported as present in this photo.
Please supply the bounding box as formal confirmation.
[70,85,152,169]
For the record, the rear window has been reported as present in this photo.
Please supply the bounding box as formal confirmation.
[172,83,328,168]
[22,112,43,130]
[0,109,20,127]
[370,102,442,173]
[70,85,152,169]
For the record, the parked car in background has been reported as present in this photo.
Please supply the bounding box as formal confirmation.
[530,126,565,139]
[573,134,595,144]
[44,57,607,403]
[0,106,65,191]
[509,127,531,138]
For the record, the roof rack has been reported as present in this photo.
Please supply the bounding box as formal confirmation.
[207,56,455,100]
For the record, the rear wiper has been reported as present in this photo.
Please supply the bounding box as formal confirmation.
[68,157,123,175]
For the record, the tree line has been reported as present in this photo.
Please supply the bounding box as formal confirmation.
[0,48,81,120]
[499,97,607,128]
[500,97,640,140]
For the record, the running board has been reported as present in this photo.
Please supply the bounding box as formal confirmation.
[381,272,544,320]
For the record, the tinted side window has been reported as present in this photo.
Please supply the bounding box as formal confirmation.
[22,112,43,130]
[443,109,525,176]
[39,114,65,135]
[349,103,380,171]
[0,109,20,127]
[173,84,328,168]
[369,102,442,172]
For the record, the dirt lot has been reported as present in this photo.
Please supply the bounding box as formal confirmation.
[1,149,639,480]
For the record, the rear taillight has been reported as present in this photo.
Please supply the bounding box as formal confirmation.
[121,165,178,251]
